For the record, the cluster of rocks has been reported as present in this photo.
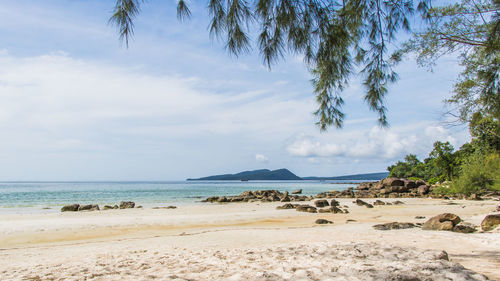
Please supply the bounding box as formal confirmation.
[276,199,350,214]
[352,178,432,198]
[372,222,416,230]
[420,213,500,233]
[201,190,313,203]
[61,201,137,212]
[371,213,500,233]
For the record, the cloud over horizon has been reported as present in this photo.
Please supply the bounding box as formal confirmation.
[286,124,464,161]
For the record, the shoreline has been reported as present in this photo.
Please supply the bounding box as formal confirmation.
[1,197,499,280]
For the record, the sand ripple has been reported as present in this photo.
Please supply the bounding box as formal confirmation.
[4,242,489,281]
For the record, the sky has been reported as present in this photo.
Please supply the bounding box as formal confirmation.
[0,0,470,180]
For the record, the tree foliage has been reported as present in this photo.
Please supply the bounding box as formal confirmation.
[110,0,433,130]
[387,141,457,182]
[449,151,500,195]
[398,0,499,125]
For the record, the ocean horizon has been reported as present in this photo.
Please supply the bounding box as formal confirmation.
[0,180,365,214]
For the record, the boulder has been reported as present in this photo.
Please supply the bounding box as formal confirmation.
[373,200,386,206]
[481,214,500,231]
[385,185,408,193]
[119,201,135,209]
[103,205,114,210]
[291,189,302,194]
[382,177,405,187]
[314,199,329,208]
[318,206,344,214]
[78,204,99,211]
[452,224,476,233]
[415,180,427,187]
[296,205,317,213]
[354,199,374,208]
[202,196,219,203]
[315,219,333,224]
[280,196,290,202]
[422,213,461,231]
[393,200,405,205]
[217,197,228,203]
[372,222,416,230]
[276,203,296,210]
[330,199,340,207]
[356,182,374,190]
[418,185,429,195]
[405,180,417,189]
[61,204,79,212]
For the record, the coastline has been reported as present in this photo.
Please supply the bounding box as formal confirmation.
[1,197,499,280]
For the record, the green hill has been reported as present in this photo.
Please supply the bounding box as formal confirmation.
[187,169,302,181]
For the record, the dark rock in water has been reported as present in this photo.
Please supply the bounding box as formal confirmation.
[346,219,357,223]
[276,203,297,210]
[61,204,79,212]
[314,199,329,208]
[315,219,333,224]
[217,197,228,203]
[452,224,476,233]
[78,204,99,211]
[202,196,219,203]
[113,205,119,209]
[372,222,416,230]
[422,213,461,231]
[373,200,386,206]
[296,205,317,213]
[415,216,426,219]
[291,189,302,194]
[481,214,500,231]
[103,205,114,210]
[136,206,143,208]
[393,200,405,205]
[119,201,135,209]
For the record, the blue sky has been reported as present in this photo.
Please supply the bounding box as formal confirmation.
[0,0,469,180]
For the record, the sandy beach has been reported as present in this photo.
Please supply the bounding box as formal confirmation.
[1,198,499,280]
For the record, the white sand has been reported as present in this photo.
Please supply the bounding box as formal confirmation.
[0,198,499,280]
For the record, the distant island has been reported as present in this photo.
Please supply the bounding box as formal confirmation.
[187,169,388,181]
[187,169,301,181]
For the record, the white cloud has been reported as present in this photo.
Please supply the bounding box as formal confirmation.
[286,124,462,161]
[425,125,457,146]
[255,154,269,163]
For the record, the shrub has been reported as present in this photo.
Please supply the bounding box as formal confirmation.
[449,152,500,195]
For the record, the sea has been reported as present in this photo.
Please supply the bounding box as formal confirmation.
[0,180,365,214]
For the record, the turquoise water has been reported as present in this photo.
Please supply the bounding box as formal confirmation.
[0,181,359,214]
